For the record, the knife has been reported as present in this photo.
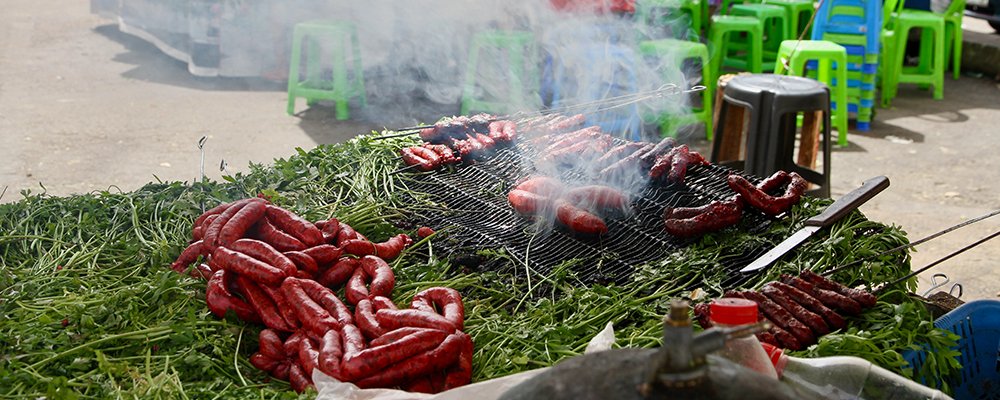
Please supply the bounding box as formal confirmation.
[739,175,891,273]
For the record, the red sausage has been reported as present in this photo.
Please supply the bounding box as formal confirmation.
[762,284,830,336]
[283,251,320,277]
[758,171,790,193]
[769,281,847,330]
[507,189,552,215]
[401,147,437,172]
[218,200,267,247]
[298,336,320,377]
[253,217,308,252]
[302,244,344,266]
[203,199,255,250]
[355,332,466,389]
[372,296,397,311]
[258,329,286,360]
[318,257,358,289]
[297,277,354,328]
[192,214,217,241]
[233,275,295,332]
[271,362,291,381]
[355,298,387,340]
[369,327,436,347]
[318,329,344,380]
[265,204,324,247]
[319,218,340,244]
[341,324,366,357]
[288,363,313,393]
[212,247,287,286]
[800,270,878,308]
[170,240,205,273]
[564,185,628,211]
[416,226,435,238]
[194,201,236,228]
[373,234,412,260]
[443,332,474,390]
[340,329,451,381]
[411,287,465,330]
[228,238,298,277]
[279,278,339,338]
[360,255,395,298]
[345,267,370,306]
[514,176,566,197]
[664,196,743,238]
[259,283,301,331]
[335,223,363,246]
[375,309,458,332]
[555,199,608,235]
[205,270,261,324]
[250,353,280,373]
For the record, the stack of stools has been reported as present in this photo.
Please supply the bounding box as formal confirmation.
[728,3,790,71]
[460,30,541,116]
[810,0,881,131]
[634,0,706,41]
[286,20,367,119]
[712,74,832,197]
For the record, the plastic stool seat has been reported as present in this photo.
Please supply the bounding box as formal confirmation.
[639,39,714,139]
[286,20,366,119]
[461,31,539,116]
[709,16,765,77]
[774,40,849,147]
[712,74,832,197]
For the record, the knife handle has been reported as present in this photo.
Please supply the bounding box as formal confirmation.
[805,176,890,227]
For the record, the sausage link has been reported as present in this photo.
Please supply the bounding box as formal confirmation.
[318,329,344,380]
[341,329,451,381]
[253,217,308,252]
[761,283,830,336]
[411,287,465,330]
[319,257,358,289]
[233,275,295,332]
[800,270,878,308]
[212,247,287,286]
[228,238,298,277]
[265,204,324,247]
[769,281,847,329]
[359,255,395,298]
[376,309,458,332]
[355,331,465,389]
[739,291,815,346]
[218,200,267,247]
[205,270,261,324]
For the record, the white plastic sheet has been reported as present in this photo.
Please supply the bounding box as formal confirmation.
[313,322,616,400]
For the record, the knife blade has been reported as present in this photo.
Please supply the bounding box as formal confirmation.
[739,175,891,273]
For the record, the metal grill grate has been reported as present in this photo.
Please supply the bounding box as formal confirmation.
[401,139,782,286]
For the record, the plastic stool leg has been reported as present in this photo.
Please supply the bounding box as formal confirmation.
[287,28,305,115]
[933,26,945,99]
[331,37,350,120]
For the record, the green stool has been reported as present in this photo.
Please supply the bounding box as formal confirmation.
[709,15,765,78]
[764,0,815,38]
[774,40,849,147]
[286,20,367,119]
[881,10,946,105]
[461,30,539,116]
[730,4,790,70]
[639,39,714,139]
[635,0,704,41]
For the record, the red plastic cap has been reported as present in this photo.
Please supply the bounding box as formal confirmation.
[709,298,758,325]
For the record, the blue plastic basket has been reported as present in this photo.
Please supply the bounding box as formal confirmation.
[903,299,1000,400]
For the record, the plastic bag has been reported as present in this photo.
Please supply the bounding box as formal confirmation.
[313,323,616,400]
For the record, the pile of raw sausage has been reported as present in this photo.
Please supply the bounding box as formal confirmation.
[694,270,878,350]
[170,197,472,394]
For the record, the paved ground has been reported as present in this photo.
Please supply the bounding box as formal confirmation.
[2,1,998,300]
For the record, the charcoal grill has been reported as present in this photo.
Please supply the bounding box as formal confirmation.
[401,137,782,287]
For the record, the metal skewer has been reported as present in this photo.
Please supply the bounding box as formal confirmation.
[822,208,1000,276]
[873,229,1000,295]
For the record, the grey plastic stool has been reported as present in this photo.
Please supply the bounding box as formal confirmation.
[711,74,832,197]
